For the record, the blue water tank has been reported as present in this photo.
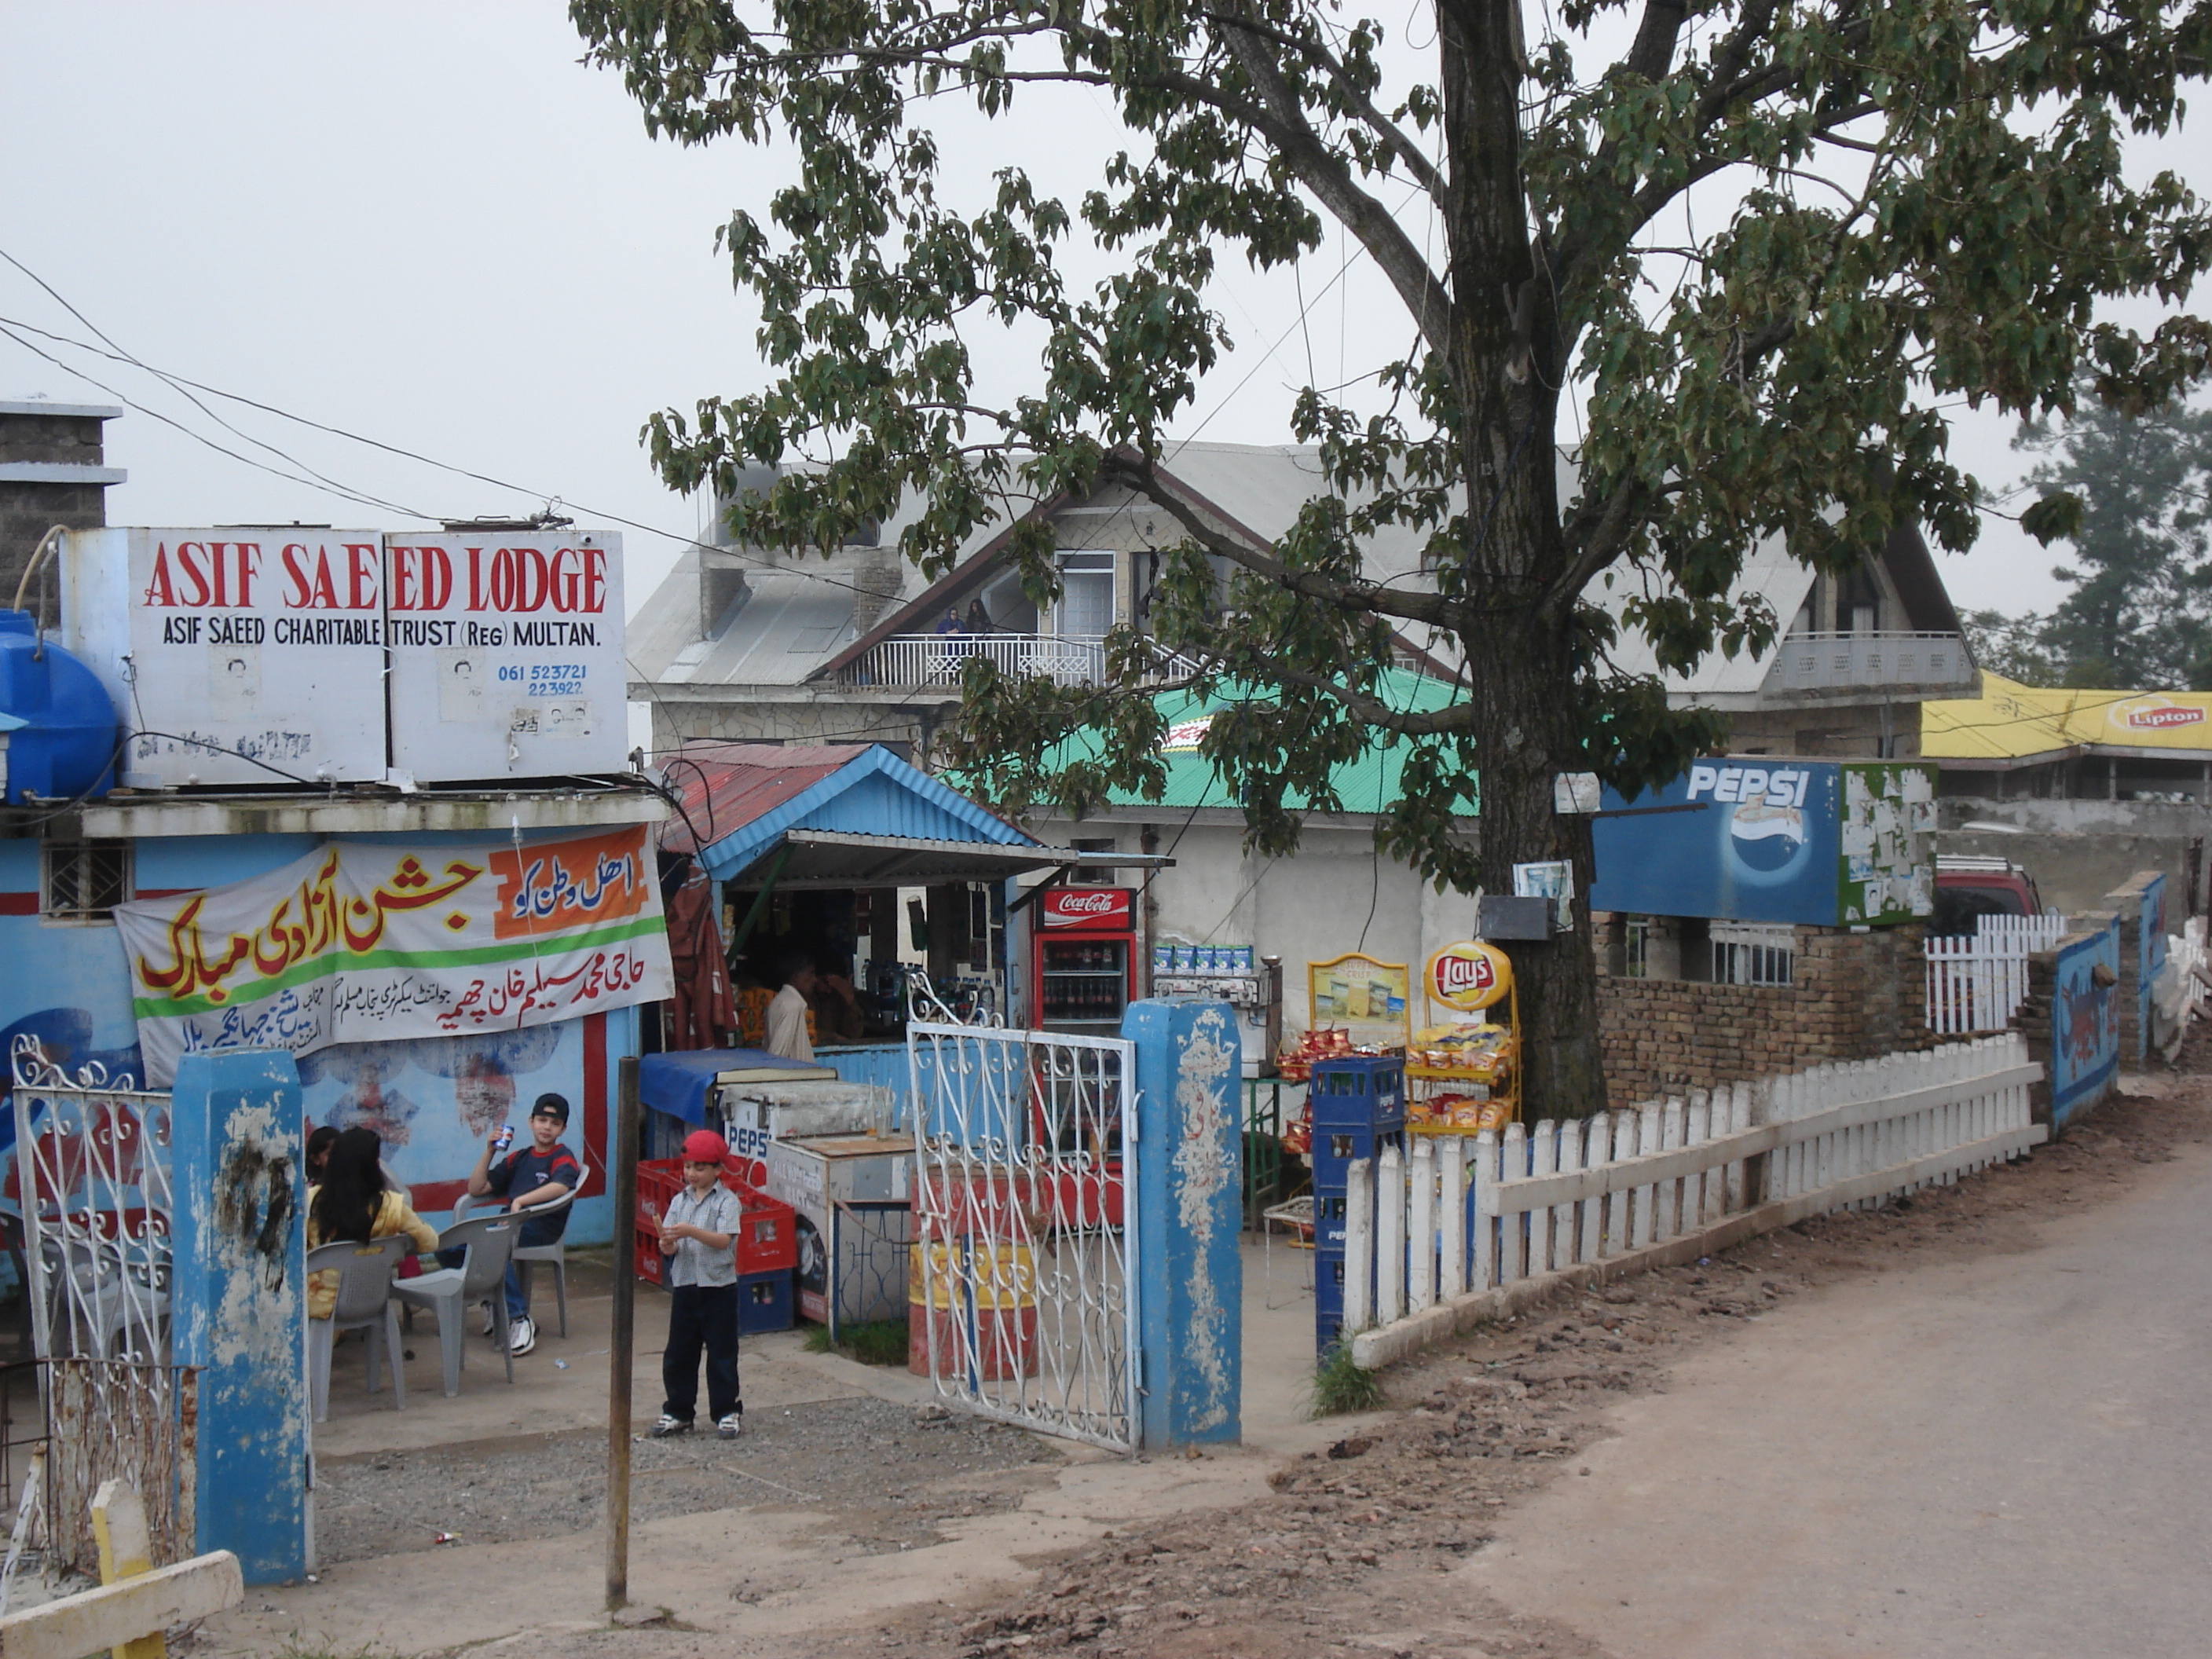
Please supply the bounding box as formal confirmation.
[0,612,120,804]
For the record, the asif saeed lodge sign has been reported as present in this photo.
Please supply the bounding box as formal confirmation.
[61,527,627,789]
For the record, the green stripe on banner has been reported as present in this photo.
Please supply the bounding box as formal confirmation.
[129,912,668,1020]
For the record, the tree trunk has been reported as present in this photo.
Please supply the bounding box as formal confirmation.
[1468,607,1609,1119]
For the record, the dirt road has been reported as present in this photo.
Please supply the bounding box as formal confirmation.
[229,1077,2210,1659]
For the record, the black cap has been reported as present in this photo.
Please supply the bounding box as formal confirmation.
[530,1092,571,1126]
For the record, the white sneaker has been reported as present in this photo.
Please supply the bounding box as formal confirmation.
[507,1316,537,1357]
[717,1412,744,1440]
[650,1414,692,1437]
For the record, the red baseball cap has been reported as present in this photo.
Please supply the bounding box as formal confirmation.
[682,1129,729,1163]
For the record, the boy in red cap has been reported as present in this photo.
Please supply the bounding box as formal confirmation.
[651,1128,746,1437]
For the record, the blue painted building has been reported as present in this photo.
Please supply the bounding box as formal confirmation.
[2,789,665,1251]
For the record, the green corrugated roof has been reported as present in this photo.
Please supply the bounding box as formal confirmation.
[1045,668,1478,818]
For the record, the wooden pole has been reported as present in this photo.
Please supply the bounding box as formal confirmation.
[605,1056,640,1610]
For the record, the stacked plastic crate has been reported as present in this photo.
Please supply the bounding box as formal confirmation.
[634,1155,800,1333]
[1306,1055,1406,1357]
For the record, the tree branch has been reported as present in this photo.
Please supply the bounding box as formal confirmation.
[1102,450,1476,631]
[1207,5,1456,353]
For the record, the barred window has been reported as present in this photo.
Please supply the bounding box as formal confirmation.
[42,840,131,923]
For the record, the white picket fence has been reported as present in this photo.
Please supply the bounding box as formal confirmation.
[1342,1035,2045,1368]
[1925,912,2071,1035]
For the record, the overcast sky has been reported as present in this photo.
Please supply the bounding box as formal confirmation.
[3,2,2194,642]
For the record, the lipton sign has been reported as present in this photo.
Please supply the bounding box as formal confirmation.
[1426,940,1512,1012]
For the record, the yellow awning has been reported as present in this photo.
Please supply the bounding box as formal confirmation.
[1922,674,2212,760]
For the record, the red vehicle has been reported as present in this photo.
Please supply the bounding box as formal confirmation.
[1933,854,2045,937]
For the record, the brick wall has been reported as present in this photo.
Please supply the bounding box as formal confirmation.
[1,408,114,627]
[1594,922,1931,1107]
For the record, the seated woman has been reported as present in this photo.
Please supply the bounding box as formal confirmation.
[306,1127,438,1321]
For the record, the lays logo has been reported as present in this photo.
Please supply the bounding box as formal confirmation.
[1426,940,1512,1011]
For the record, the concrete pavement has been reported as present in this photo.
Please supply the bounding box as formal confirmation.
[1465,1122,2212,1657]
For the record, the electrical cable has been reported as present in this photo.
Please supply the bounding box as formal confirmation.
[0,320,434,521]
[0,248,441,518]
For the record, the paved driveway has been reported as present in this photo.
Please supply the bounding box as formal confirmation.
[1465,1130,2212,1657]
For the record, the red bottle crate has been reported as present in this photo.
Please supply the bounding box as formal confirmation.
[633,1156,797,1282]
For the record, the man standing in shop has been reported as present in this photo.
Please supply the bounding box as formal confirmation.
[767,953,817,1062]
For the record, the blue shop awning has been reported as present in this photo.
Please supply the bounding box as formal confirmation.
[639,1048,837,1126]
[657,742,1082,888]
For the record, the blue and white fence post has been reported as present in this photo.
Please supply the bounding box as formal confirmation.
[1124,998,1242,1450]
[169,1049,309,1584]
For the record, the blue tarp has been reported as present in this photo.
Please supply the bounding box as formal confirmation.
[639,1048,804,1126]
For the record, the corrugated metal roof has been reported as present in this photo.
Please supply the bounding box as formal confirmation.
[661,741,1042,884]
[1031,668,1478,819]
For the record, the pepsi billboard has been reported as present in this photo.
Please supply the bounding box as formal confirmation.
[1591,759,1934,926]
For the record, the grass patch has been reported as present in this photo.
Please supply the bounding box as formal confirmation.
[800,1317,910,1367]
[1309,1334,1386,1416]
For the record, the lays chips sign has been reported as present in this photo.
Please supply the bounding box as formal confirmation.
[1425,940,1512,1012]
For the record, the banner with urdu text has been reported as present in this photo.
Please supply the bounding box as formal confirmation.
[115,826,673,1086]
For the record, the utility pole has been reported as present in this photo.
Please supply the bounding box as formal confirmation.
[605,1055,639,1610]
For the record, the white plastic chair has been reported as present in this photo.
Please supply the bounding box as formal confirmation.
[456,1179,578,1336]
[392,1215,519,1397]
[306,1234,410,1422]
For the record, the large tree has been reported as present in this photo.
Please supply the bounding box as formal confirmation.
[2010,386,2212,687]
[576,0,2210,1115]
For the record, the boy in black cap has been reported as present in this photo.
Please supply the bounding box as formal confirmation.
[457,1091,581,1357]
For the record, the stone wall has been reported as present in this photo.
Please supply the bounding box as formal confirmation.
[1593,920,1931,1108]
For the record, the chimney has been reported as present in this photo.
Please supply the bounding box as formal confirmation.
[0,400,123,626]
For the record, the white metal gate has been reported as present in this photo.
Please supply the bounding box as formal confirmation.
[8,1037,197,1573]
[10,1038,174,1365]
[906,1022,1139,1452]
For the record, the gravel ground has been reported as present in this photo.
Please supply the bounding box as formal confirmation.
[313,1396,1065,1566]
[306,1064,2212,1658]
[773,1073,2211,1659]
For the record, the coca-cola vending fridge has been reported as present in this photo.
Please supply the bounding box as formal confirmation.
[1031,886,1139,1033]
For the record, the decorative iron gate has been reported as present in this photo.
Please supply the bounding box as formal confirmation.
[907,1022,1139,1452]
[8,1039,197,1569]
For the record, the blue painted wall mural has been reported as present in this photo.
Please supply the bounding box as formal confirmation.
[2050,919,2121,1130]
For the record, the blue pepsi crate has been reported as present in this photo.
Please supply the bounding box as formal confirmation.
[1311,1189,1350,1254]
[1309,1056,1406,1133]
[739,1268,794,1335]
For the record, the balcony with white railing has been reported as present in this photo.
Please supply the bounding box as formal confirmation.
[1761,631,1974,696]
[837,632,1202,690]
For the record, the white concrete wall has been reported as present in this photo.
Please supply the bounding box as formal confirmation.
[1138,822,1481,1038]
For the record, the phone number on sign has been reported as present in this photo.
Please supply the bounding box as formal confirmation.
[498,664,590,697]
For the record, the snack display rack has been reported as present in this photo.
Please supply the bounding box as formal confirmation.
[1404,940,1521,1134]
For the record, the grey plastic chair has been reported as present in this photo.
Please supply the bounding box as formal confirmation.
[306,1234,410,1422]
[456,1178,578,1335]
[391,1215,518,1397]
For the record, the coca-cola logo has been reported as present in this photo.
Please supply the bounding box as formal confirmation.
[1041,888,1130,928]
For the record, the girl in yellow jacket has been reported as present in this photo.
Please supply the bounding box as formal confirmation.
[307,1126,439,1320]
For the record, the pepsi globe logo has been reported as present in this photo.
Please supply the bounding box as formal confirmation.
[1727,802,1808,873]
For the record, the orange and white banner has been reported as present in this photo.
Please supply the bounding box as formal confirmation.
[115,826,672,1085]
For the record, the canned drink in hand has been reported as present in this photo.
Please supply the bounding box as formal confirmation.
[493,1123,515,1154]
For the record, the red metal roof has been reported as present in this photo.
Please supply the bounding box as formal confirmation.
[656,743,872,857]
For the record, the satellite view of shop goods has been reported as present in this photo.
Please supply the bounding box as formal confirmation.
[59,527,627,786]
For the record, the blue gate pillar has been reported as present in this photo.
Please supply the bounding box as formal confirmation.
[1124,998,1242,1449]
[170,1049,308,1584]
